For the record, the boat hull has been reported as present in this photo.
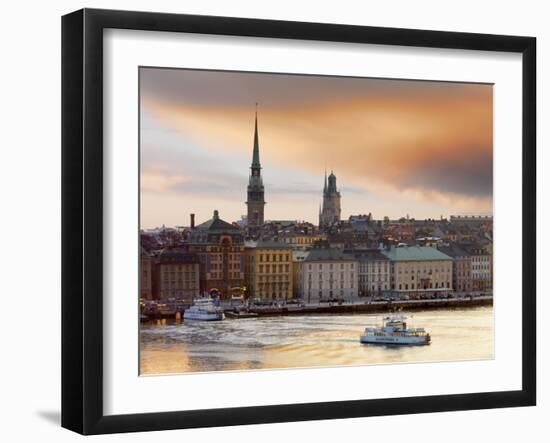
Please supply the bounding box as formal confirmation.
[360,335,430,345]
[183,312,224,321]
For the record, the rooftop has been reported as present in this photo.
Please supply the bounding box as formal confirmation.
[244,240,292,249]
[438,244,471,258]
[194,210,239,233]
[304,248,356,262]
[382,245,452,261]
[158,249,199,264]
[346,249,389,261]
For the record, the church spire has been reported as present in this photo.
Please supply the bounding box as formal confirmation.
[251,103,260,168]
[246,104,265,233]
[324,168,327,192]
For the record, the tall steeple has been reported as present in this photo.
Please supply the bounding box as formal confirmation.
[252,103,260,168]
[319,170,342,229]
[246,104,266,235]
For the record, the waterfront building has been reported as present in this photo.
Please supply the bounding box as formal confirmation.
[244,241,293,301]
[299,246,358,302]
[291,250,310,298]
[187,210,245,298]
[246,109,265,234]
[140,247,153,300]
[152,248,200,300]
[347,249,391,296]
[319,171,341,228]
[438,243,473,293]
[463,243,492,291]
[383,245,453,297]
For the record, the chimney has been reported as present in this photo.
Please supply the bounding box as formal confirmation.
[190,213,195,229]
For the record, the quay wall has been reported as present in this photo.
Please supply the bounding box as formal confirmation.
[248,297,493,317]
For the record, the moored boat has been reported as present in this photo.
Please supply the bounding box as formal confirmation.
[184,297,224,321]
[360,315,430,345]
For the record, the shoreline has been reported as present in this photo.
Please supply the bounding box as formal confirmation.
[246,296,493,317]
[140,296,493,321]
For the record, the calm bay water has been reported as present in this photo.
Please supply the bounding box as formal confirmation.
[139,306,494,375]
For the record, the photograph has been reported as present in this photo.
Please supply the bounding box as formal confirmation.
[138,67,494,375]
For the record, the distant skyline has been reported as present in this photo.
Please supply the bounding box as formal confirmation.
[140,68,493,229]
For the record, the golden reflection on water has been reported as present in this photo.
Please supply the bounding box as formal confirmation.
[140,306,494,376]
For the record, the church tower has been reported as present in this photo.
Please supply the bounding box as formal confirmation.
[246,106,265,231]
[319,170,341,228]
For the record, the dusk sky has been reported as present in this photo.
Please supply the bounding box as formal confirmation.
[140,68,493,229]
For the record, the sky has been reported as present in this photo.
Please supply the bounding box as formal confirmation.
[139,67,493,229]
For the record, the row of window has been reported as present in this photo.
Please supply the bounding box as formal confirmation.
[208,254,243,261]
[397,267,450,274]
[258,264,290,273]
[308,282,355,289]
[259,253,291,262]
[307,273,355,280]
[360,276,389,282]
[257,283,290,289]
[162,282,198,289]
[210,262,241,270]
[163,265,197,271]
[258,275,289,282]
[208,272,242,279]
[307,263,354,270]
[162,271,197,279]
[471,256,490,262]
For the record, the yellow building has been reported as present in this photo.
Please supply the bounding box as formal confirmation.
[383,246,453,297]
[244,241,293,301]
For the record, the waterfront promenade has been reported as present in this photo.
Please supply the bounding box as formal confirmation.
[245,295,493,316]
[141,294,493,321]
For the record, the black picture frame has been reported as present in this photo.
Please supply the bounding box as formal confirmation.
[61,8,536,435]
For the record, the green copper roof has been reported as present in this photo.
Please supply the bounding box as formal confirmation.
[382,246,452,261]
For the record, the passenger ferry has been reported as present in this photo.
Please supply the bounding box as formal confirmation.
[360,315,431,345]
[183,297,224,321]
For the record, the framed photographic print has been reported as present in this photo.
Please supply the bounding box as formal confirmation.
[61,8,536,435]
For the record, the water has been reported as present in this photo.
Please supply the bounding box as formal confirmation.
[139,306,494,375]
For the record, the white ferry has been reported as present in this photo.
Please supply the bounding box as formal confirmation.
[183,298,224,321]
[360,315,431,345]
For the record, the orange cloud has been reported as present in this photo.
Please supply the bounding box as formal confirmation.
[141,82,492,207]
